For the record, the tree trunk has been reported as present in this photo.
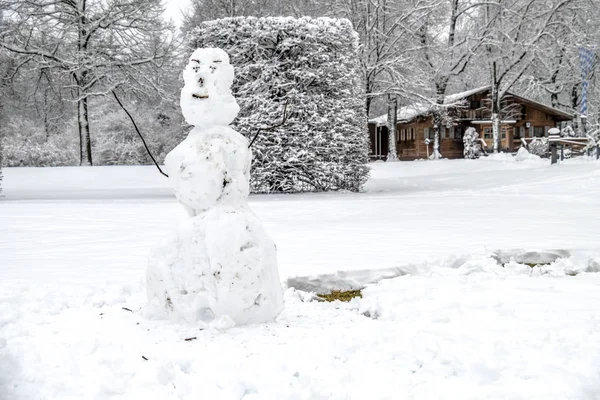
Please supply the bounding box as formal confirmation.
[386,94,398,161]
[432,113,442,160]
[491,63,500,153]
[431,83,446,160]
[78,96,92,166]
[492,112,500,153]
[76,0,92,166]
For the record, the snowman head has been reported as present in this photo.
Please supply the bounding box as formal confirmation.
[180,48,240,127]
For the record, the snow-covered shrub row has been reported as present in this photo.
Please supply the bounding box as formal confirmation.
[188,17,370,193]
[1,117,79,167]
[1,99,187,167]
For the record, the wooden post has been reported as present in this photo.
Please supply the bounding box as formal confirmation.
[548,128,560,165]
[550,142,558,164]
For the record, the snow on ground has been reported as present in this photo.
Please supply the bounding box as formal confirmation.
[2,156,600,399]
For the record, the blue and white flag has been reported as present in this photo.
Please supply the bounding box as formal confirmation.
[579,47,595,116]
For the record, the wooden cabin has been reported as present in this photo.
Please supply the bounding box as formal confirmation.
[368,86,575,160]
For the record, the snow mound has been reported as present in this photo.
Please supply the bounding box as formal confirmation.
[515,146,540,162]
[180,48,240,127]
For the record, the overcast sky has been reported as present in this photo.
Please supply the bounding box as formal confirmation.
[163,0,192,26]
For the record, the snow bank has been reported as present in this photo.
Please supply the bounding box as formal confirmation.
[4,262,600,399]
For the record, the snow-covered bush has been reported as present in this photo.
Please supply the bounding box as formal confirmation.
[2,122,79,167]
[188,17,370,193]
[463,127,482,159]
[528,137,549,157]
[561,125,576,137]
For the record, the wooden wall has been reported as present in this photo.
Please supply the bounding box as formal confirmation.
[395,121,465,160]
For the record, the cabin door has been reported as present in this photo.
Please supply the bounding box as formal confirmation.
[370,126,389,160]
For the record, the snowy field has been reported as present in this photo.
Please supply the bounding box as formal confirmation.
[2,155,600,399]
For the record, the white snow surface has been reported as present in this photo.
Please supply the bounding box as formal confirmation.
[3,156,600,398]
[180,48,240,127]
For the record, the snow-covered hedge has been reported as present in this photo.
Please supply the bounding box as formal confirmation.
[188,17,370,193]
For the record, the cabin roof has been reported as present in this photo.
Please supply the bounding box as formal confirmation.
[369,86,575,125]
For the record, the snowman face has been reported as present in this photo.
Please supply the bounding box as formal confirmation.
[180,48,240,127]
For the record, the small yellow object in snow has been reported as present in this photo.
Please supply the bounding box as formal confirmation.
[317,290,362,302]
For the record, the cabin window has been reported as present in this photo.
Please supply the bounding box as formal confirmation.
[515,126,524,139]
[483,127,492,139]
[470,100,481,109]
[410,128,415,140]
[534,126,545,137]
[424,127,435,139]
[400,129,405,141]
[441,126,446,139]
[501,128,507,139]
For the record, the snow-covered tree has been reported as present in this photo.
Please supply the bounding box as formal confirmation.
[480,0,578,153]
[463,126,482,159]
[0,0,176,166]
[416,0,487,159]
[189,17,370,193]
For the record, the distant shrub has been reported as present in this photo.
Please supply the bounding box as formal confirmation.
[528,137,549,157]
[2,115,79,167]
[463,127,482,159]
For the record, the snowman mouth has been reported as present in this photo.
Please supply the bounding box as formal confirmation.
[192,93,209,99]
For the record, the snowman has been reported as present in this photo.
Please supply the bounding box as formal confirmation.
[146,48,284,327]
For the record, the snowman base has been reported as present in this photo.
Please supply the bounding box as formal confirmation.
[146,205,284,326]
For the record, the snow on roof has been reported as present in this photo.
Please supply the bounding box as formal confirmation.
[369,87,490,126]
[369,103,431,125]
[444,86,490,104]
[369,85,574,125]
